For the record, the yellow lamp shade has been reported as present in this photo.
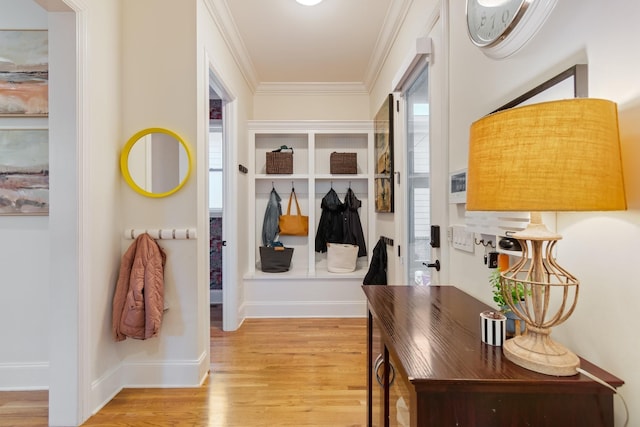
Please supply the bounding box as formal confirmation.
[467,98,626,212]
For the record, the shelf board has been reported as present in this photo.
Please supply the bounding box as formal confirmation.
[255,174,309,180]
[312,269,366,280]
[315,174,368,180]
[245,268,366,281]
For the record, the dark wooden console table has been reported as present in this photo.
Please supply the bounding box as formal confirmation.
[363,285,624,427]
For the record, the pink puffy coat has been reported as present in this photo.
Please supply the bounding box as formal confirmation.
[112,233,166,341]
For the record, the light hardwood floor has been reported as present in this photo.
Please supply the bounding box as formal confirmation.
[0,315,368,427]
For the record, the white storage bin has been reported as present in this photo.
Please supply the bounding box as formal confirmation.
[326,243,358,273]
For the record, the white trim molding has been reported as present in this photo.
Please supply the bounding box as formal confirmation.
[392,37,432,92]
[0,362,49,390]
[255,82,368,95]
[204,0,259,91]
[364,0,414,91]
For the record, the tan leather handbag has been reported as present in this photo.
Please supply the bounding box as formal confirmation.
[279,189,308,236]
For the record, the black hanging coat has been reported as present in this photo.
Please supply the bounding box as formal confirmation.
[363,238,387,285]
[315,188,345,253]
[342,188,367,257]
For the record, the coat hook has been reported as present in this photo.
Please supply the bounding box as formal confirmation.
[474,238,496,248]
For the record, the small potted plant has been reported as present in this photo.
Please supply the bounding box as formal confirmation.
[489,269,526,335]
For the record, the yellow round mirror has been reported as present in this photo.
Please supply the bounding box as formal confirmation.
[120,128,193,198]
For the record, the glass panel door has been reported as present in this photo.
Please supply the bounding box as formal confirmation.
[405,66,430,286]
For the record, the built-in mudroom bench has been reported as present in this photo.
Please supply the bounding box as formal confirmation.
[244,120,374,318]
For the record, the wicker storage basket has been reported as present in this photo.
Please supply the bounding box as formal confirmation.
[330,152,357,174]
[266,151,293,174]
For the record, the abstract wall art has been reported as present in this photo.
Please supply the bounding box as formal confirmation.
[0,129,49,215]
[0,30,48,116]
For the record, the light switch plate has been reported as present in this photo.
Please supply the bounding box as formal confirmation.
[452,225,474,253]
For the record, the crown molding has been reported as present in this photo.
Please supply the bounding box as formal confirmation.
[363,0,413,92]
[255,82,369,96]
[210,0,410,95]
[37,0,82,11]
[205,0,258,92]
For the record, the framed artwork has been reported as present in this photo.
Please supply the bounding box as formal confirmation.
[0,129,49,215]
[492,64,587,112]
[374,94,394,213]
[0,30,49,116]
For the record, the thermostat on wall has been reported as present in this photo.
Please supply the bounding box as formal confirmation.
[449,169,467,204]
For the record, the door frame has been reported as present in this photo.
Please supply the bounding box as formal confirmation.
[206,58,238,331]
[396,3,450,285]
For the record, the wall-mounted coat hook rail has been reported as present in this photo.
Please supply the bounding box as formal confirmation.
[474,238,495,248]
[380,235,394,246]
[124,228,197,240]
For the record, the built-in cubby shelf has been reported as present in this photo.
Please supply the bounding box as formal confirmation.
[244,121,374,317]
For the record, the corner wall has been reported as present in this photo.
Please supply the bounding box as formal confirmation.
[197,0,256,334]
[447,0,640,424]
[0,0,50,391]
[114,0,202,393]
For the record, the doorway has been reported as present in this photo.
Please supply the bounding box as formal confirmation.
[208,88,224,329]
[404,66,432,285]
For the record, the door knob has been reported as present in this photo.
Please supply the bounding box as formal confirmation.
[423,260,440,271]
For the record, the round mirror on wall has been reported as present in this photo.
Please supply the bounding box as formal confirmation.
[120,127,193,198]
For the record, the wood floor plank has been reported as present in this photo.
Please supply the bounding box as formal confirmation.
[0,317,367,426]
[0,390,48,427]
[85,317,367,426]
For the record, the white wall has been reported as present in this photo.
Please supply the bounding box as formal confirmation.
[197,0,255,334]
[0,1,125,425]
[366,0,639,424]
[115,0,203,391]
[40,0,124,424]
[0,0,50,390]
[253,89,369,120]
[446,0,640,424]
[88,0,257,407]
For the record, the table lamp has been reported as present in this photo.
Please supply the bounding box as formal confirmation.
[466,98,626,376]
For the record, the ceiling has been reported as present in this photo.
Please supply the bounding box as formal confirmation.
[213,0,411,93]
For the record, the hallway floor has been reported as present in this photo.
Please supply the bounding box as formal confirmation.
[1,316,367,427]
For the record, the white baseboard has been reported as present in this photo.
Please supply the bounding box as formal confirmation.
[244,300,367,318]
[90,363,123,415]
[89,351,209,415]
[243,278,368,319]
[0,362,48,390]
[121,351,208,388]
